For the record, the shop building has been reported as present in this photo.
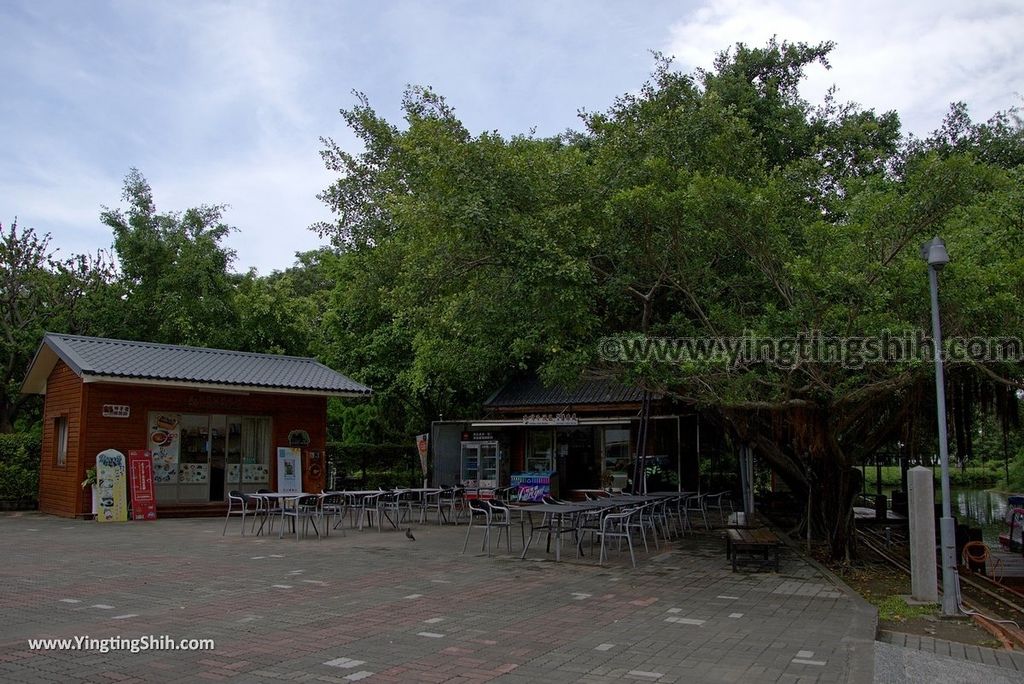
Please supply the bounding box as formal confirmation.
[22,333,371,518]
[431,376,701,498]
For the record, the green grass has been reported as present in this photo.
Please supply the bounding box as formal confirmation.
[862,465,1003,489]
[872,595,939,623]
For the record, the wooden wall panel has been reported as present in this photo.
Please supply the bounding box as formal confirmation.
[38,361,84,517]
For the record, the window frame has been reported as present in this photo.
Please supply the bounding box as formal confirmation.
[54,415,69,467]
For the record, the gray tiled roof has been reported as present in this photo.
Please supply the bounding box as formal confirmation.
[36,333,371,396]
[484,375,648,408]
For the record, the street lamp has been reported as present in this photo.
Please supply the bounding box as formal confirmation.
[920,236,959,616]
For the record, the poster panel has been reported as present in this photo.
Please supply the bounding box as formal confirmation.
[276,447,302,493]
[510,472,552,502]
[148,413,180,484]
[416,433,429,478]
[96,449,128,522]
[128,450,157,520]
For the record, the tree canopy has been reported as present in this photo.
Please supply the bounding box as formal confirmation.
[313,40,1024,558]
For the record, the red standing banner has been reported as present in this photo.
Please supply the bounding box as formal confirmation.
[128,450,157,520]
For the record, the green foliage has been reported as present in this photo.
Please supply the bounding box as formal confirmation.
[100,168,239,348]
[315,87,601,436]
[325,442,419,488]
[312,39,1024,560]
[81,466,97,489]
[0,220,116,431]
[867,465,1002,489]
[0,433,40,502]
[1007,450,1024,491]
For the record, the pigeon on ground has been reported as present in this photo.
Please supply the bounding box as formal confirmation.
[405,528,416,541]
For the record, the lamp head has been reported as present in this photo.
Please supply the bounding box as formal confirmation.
[920,236,949,270]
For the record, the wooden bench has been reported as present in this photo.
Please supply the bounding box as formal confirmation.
[726,527,781,572]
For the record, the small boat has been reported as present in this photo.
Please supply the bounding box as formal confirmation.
[997,495,1024,551]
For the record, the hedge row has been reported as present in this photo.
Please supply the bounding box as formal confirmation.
[0,433,40,503]
[868,464,1004,489]
[324,442,422,489]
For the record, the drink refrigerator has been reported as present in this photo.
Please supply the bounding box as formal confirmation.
[460,439,500,490]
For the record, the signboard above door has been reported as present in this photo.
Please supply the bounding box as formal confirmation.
[102,404,131,418]
[521,412,578,426]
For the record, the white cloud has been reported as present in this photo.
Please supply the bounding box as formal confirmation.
[666,0,1024,135]
[4,1,1021,276]
[148,146,336,275]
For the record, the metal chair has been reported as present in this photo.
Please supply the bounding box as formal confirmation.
[596,508,637,567]
[485,499,523,553]
[461,498,491,555]
[320,493,346,536]
[421,488,441,523]
[397,489,424,525]
[376,490,403,529]
[652,498,673,541]
[357,492,383,530]
[439,486,465,524]
[250,489,281,536]
[664,494,688,537]
[281,494,322,540]
[639,502,662,550]
[685,493,710,531]
[575,506,608,559]
[705,491,733,526]
[222,490,254,535]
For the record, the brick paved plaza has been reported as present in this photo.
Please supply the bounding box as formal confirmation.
[0,511,876,683]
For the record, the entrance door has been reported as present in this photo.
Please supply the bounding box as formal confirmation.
[559,427,598,490]
[208,415,226,501]
[178,414,211,502]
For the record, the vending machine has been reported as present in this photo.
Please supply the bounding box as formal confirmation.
[460,432,501,491]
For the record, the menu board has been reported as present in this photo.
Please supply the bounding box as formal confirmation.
[178,463,209,483]
[148,413,181,483]
[243,464,270,483]
[128,450,157,520]
[226,464,270,484]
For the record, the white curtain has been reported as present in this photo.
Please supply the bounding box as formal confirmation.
[241,417,272,464]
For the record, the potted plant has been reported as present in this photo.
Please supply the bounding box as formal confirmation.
[81,466,97,517]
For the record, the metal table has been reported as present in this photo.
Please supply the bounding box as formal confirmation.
[515,501,616,562]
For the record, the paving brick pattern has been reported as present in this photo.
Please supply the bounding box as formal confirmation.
[0,512,876,683]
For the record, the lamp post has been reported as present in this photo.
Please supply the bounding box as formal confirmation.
[920,236,959,616]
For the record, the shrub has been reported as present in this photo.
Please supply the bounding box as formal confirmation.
[325,442,421,488]
[1007,449,1024,491]
[0,433,41,504]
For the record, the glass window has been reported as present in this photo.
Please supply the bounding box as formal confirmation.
[526,430,554,472]
[178,414,210,498]
[149,411,270,503]
[602,427,630,489]
[55,416,68,467]
[239,416,271,486]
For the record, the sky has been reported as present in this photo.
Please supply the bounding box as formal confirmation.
[1,0,1021,275]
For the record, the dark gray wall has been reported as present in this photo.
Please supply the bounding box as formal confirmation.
[430,421,466,487]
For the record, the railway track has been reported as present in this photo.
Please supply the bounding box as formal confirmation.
[857,527,1024,650]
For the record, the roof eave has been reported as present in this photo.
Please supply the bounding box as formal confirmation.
[80,374,372,398]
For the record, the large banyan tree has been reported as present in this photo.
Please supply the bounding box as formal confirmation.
[580,41,1024,560]
[315,39,1024,560]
